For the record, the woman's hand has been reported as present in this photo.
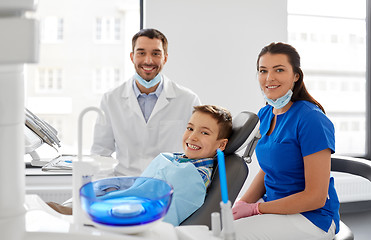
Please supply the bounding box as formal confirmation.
[232,200,261,220]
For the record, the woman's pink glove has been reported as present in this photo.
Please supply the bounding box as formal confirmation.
[232,201,261,220]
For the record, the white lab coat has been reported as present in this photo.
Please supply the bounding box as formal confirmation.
[91,75,201,176]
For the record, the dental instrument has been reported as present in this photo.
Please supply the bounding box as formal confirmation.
[216,149,236,240]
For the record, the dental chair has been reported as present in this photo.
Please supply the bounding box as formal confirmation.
[180,111,260,227]
[331,155,371,240]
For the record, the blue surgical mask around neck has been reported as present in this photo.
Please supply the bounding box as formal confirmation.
[134,72,162,89]
[262,89,293,109]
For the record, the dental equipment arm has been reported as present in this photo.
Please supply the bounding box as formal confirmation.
[73,106,105,229]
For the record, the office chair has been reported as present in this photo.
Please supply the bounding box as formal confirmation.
[331,155,371,240]
[180,111,260,227]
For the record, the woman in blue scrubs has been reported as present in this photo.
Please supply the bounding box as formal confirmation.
[232,42,340,240]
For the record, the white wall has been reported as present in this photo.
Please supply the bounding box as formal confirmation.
[144,0,288,196]
[144,0,288,116]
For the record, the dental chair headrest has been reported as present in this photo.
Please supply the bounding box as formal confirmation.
[223,111,259,155]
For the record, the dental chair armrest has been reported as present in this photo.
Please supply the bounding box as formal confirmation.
[331,155,371,182]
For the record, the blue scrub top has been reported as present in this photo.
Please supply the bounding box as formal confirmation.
[256,100,340,233]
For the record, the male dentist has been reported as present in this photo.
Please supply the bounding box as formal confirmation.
[91,28,201,176]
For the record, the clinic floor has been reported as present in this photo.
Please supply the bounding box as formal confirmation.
[340,203,371,240]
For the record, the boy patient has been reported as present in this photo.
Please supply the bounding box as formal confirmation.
[166,104,232,189]
[98,105,232,226]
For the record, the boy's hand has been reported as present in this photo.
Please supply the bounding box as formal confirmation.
[232,200,261,220]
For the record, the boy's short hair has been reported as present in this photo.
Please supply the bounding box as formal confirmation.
[193,105,232,140]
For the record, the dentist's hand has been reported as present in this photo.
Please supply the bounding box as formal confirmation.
[232,201,261,220]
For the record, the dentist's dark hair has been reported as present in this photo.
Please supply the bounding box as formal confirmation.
[257,42,325,113]
[132,28,168,55]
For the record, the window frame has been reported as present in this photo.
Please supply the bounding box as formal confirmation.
[366,0,371,160]
[36,67,63,93]
[41,16,64,43]
[94,17,123,43]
